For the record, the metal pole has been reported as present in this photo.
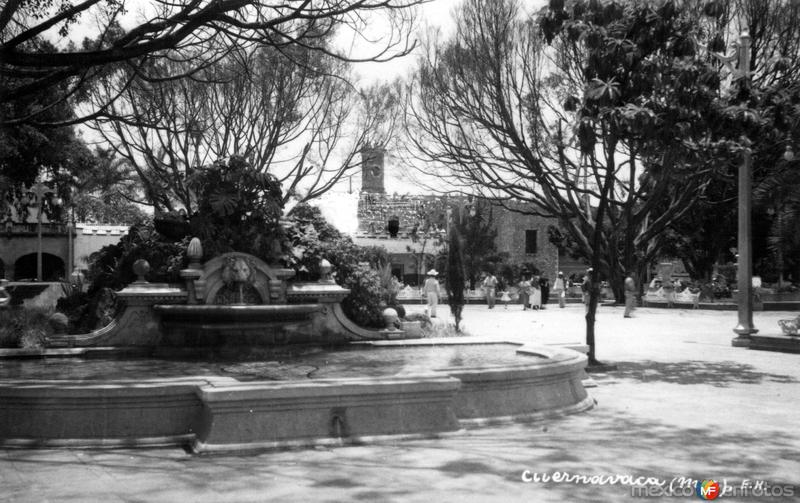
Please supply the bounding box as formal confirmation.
[67,221,73,280]
[733,147,757,340]
[37,199,43,281]
[30,182,53,282]
[732,31,757,344]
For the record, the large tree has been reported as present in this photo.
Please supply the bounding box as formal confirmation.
[0,65,97,189]
[404,0,730,363]
[68,147,149,224]
[88,39,399,213]
[452,198,500,289]
[661,0,800,283]
[1,0,422,125]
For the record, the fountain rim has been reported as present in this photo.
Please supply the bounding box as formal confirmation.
[0,340,585,381]
[0,340,592,452]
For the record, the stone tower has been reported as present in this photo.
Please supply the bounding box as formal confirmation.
[360,146,386,194]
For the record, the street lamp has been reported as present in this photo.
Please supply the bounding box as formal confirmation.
[716,31,758,344]
[27,183,59,282]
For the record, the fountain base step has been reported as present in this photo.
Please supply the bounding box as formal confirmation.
[192,375,462,453]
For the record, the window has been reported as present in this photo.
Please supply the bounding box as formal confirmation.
[525,229,538,254]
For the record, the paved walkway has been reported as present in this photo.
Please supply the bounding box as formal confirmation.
[2,305,799,502]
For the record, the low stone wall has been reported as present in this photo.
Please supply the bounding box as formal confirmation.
[194,375,462,452]
[0,376,229,447]
[0,343,591,451]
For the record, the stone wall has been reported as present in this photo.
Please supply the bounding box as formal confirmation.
[0,223,130,281]
[356,194,560,279]
[493,203,559,278]
[74,224,130,268]
[357,193,446,236]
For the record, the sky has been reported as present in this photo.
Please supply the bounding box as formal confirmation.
[316,0,548,233]
[67,0,547,231]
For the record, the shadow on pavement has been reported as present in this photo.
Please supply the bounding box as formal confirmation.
[595,360,798,387]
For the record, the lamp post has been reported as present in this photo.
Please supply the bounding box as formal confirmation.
[726,31,758,344]
[66,188,75,281]
[732,139,757,341]
[28,183,58,282]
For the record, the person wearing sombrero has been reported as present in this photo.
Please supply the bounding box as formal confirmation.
[423,269,441,318]
[482,271,498,309]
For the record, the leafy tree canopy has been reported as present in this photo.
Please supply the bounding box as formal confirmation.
[1,0,423,125]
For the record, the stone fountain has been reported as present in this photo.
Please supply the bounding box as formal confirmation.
[1,238,593,452]
[49,238,400,348]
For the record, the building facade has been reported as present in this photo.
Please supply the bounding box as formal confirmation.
[1,189,129,281]
[353,147,560,285]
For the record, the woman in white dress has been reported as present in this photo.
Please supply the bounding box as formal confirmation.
[530,275,542,309]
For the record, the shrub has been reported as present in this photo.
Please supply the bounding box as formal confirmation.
[339,263,385,328]
[285,206,392,328]
[0,308,52,349]
[378,263,402,306]
[85,224,187,295]
[187,155,288,262]
[402,312,467,338]
[404,311,432,331]
[55,285,90,334]
[61,224,187,332]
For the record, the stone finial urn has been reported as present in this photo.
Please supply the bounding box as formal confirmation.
[187,237,203,269]
[132,259,150,283]
[320,259,334,283]
[382,307,399,330]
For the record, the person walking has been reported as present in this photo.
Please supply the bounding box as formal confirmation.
[483,272,498,309]
[663,277,676,308]
[500,289,511,309]
[530,274,542,310]
[623,273,637,318]
[553,271,567,308]
[582,268,593,313]
[518,275,531,310]
[539,275,550,309]
[423,269,440,318]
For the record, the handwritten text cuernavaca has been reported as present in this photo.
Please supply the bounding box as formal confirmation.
[520,470,785,495]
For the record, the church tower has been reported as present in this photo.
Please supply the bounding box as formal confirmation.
[360,146,386,194]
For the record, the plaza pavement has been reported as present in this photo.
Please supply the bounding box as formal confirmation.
[1,304,799,502]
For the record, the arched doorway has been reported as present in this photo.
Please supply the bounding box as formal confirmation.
[14,253,65,281]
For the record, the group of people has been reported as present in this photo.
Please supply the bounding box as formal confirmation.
[514,274,550,310]
[421,267,640,319]
[482,271,571,310]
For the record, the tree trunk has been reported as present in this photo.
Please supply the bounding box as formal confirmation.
[586,284,598,364]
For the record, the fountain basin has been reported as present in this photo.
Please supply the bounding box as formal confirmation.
[0,342,592,452]
[154,304,324,323]
[153,303,327,346]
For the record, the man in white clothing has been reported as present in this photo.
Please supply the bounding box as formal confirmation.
[423,269,441,318]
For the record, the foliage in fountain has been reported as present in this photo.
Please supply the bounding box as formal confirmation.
[57,158,407,333]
